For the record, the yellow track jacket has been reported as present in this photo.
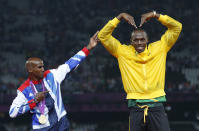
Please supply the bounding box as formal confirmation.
[98,15,182,99]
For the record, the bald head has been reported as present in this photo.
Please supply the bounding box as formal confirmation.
[25,57,44,81]
[25,57,43,72]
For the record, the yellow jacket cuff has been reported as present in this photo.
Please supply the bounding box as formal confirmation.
[158,14,166,22]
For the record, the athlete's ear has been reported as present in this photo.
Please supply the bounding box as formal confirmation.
[26,66,33,73]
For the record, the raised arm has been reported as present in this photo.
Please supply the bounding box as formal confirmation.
[98,13,137,58]
[140,11,182,52]
[9,90,36,118]
[50,31,99,83]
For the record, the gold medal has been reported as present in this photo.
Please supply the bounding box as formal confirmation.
[39,114,47,124]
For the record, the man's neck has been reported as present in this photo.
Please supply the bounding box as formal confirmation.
[29,76,43,85]
[29,75,40,82]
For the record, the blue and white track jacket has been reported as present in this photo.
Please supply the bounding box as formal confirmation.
[9,47,90,130]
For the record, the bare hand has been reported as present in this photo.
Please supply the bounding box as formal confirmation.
[35,91,49,103]
[139,11,159,27]
[117,13,137,28]
[87,31,100,50]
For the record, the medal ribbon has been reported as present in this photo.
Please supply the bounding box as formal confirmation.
[30,80,45,115]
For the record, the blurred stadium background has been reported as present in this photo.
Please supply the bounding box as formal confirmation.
[0,0,199,130]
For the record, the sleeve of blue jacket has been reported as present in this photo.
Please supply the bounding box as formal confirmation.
[9,90,36,118]
[50,47,90,83]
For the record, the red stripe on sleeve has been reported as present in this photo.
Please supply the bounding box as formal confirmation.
[28,99,36,110]
[82,47,90,56]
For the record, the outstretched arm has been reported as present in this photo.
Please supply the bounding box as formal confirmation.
[98,13,136,57]
[50,31,99,83]
[140,11,182,52]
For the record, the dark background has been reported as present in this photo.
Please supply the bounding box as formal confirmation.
[0,0,199,130]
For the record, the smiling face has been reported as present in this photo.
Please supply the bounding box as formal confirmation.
[26,57,44,81]
[130,29,148,53]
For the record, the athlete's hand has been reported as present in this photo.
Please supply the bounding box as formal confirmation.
[87,31,100,50]
[139,11,160,27]
[35,91,49,103]
[117,13,137,28]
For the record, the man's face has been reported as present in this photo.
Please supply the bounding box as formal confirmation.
[131,31,148,53]
[31,60,44,80]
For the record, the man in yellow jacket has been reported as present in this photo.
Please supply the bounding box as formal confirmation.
[98,11,182,131]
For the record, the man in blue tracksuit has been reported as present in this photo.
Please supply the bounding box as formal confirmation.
[9,31,99,131]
